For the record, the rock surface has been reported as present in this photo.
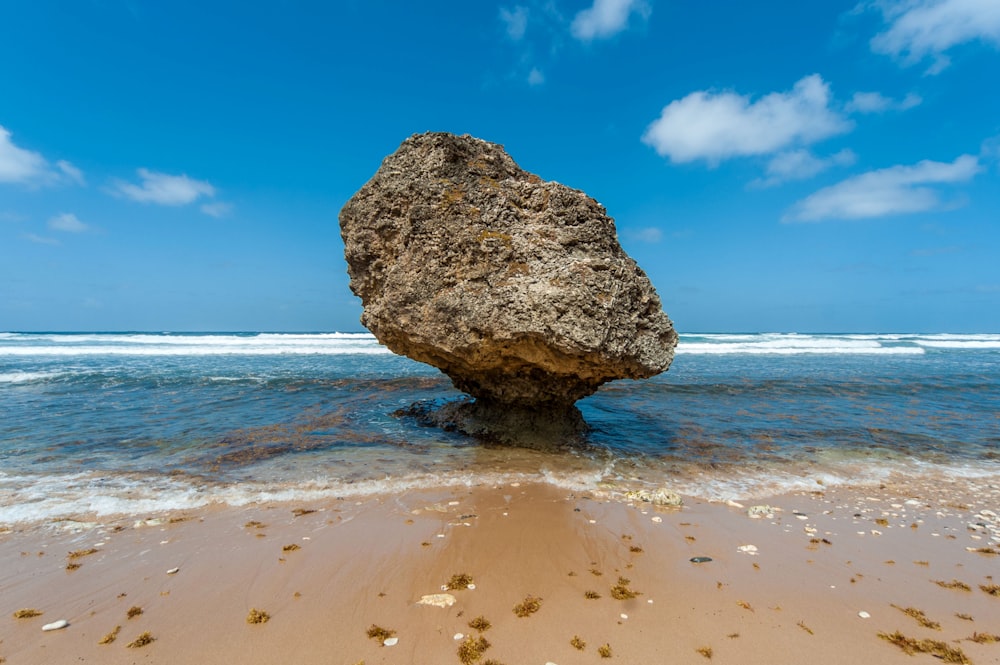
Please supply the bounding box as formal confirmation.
[339,132,677,445]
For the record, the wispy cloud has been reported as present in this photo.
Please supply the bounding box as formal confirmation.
[200,201,233,218]
[845,90,922,113]
[527,67,545,86]
[22,232,60,245]
[112,168,215,205]
[499,5,529,40]
[642,75,852,165]
[784,154,981,222]
[624,226,663,243]
[0,125,84,187]
[868,0,1000,74]
[753,148,857,188]
[48,212,89,233]
[571,0,650,41]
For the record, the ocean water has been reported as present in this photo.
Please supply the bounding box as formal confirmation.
[1,331,998,525]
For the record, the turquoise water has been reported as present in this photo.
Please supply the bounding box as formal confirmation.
[1,332,998,524]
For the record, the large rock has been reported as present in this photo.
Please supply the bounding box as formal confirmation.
[339,132,677,445]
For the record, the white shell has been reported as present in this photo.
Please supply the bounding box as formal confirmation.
[42,619,69,631]
[417,593,457,608]
[858,611,871,619]
[383,637,399,646]
[166,567,180,574]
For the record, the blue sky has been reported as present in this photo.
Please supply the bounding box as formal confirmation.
[1,1,998,332]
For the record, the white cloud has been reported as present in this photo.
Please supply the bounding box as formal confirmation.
[785,154,981,222]
[845,91,923,113]
[527,67,545,86]
[48,212,88,233]
[0,125,84,187]
[642,75,853,165]
[499,6,528,40]
[754,149,857,188]
[870,0,1000,73]
[22,232,60,245]
[112,168,216,205]
[200,201,233,218]
[571,0,650,41]
[56,160,86,185]
[625,227,663,243]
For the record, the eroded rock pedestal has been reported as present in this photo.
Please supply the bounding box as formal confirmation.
[339,132,677,446]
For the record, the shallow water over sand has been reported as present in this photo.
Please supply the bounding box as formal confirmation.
[1,332,998,524]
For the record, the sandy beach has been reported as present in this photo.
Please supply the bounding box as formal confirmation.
[2,479,998,664]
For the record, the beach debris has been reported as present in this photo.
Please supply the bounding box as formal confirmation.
[13,608,43,619]
[98,625,121,644]
[383,637,399,647]
[65,562,81,571]
[67,547,98,559]
[651,516,663,523]
[697,646,713,659]
[892,605,941,630]
[877,631,970,664]
[446,573,475,590]
[126,631,155,648]
[726,500,744,509]
[340,132,677,447]
[291,508,316,517]
[598,643,613,658]
[933,579,972,591]
[126,606,143,619]
[571,635,586,650]
[513,595,542,617]
[956,613,974,621]
[797,621,814,635]
[737,600,754,612]
[457,635,490,664]
[625,488,682,507]
[246,608,270,624]
[610,576,640,600]
[585,590,602,599]
[417,593,456,608]
[468,616,492,632]
[747,505,776,519]
[980,584,1000,596]
[166,567,179,574]
[967,632,1000,643]
[366,624,396,644]
[737,544,759,556]
[41,619,69,631]
[629,545,644,553]
[690,556,713,564]
[282,543,301,552]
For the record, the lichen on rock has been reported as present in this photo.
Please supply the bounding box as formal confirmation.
[339,132,677,446]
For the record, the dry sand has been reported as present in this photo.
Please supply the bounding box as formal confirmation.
[2,479,999,664]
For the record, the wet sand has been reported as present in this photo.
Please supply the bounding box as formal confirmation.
[2,480,999,664]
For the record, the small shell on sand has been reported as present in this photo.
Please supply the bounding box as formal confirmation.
[166,567,179,574]
[858,611,871,619]
[737,544,759,555]
[651,516,663,523]
[42,619,69,631]
[418,593,457,608]
[383,637,399,646]
[454,633,465,640]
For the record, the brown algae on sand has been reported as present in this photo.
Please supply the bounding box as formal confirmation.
[98,625,121,645]
[598,643,613,658]
[585,590,601,599]
[126,631,155,649]
[457,635,491,664]
[877,631,970,664]
[13,609,43,619]
[610,576,639,600]
[934,579,972,591]
[126,606,143,619]
[446,573,474,590]
[980,584,1000,596]
[697,646,714,659]
[282,543,301,552]
[366,624,395,642]
[467,616,492,632]
[891,604,941,630]
[67,548,98,559]
[246,608,270,624]
[968,632,1000,643]
[513,595,542,617]
[571,635,586,650]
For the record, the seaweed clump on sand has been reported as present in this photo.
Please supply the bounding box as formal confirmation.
[980,584,1000,596]
[891,604,941,630]
[366,624,395,642]
[127,606,143,619]
[13,609,43,619]
[598,643,613,658]
[468,616,492,632]
[697,646,713,659]
[98,625,121,644]
[447,573,474,590]
[878,631,970,664]
[610,576,639,600]
[126,632,155,649]
[513,595,542,617]
[457,635,491,664]
[571,635,586,650]
[934,579,972,591]
[968,632,1000,643]
[246,608,270,624]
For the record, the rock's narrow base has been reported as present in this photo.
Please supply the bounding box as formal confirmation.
[397,398,588,449]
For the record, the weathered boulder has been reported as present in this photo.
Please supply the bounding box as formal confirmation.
[339,132,677,445]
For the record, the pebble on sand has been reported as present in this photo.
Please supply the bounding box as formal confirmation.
[42,619,69,631]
